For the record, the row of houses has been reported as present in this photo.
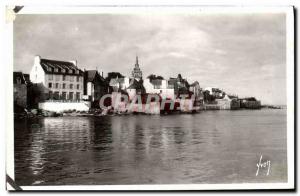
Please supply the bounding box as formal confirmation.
[13,55,260,113]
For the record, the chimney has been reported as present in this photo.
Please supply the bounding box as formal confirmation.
[70,60,77,67]
[34,55,41,64]
[99,69,104,77]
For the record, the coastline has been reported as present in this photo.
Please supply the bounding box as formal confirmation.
[14,105,286,120]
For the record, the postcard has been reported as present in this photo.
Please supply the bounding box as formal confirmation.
[5,5,295,191]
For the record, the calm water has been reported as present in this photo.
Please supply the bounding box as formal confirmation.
[14,109,287,185]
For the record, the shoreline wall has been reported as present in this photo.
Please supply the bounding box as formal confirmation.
[38,101,91,112]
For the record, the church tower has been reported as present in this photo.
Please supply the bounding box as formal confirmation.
[131,56,143,81]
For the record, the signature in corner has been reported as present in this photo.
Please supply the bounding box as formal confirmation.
[256,155,271,176]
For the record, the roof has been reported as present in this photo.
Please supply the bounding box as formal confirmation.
[13,72,26,84]
[40,58,83,75]
[190,81,199,87]
[85,70,105,83]
[228,95,238,99]
[127,79,139,89]
[241,97,257,101]
[128,79,145,91]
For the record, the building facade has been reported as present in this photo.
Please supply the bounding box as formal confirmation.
[109,77,130,92]
[168,74,190,98]
[144,78,175,100]
[30,56,84,101]
[83,70,109,102]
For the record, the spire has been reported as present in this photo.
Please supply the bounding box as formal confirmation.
[135,56,139,68]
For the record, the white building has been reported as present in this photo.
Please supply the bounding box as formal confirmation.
[30,55,84,101]
[144,78,175,100]
[109,77,130,91]
[204,87,224,98]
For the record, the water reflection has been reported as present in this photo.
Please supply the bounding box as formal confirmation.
[15,110,287,185]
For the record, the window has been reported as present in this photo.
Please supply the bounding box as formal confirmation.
[77,84,80,89]
[70,76,74,82]
[62,83,66,89]
[48,74,53,80]
[16,77,21,84]
[70,84,73,89]
[62,75,66,81]
[76,92,80,100]
[61,92,66,100]
[53,91,59,100]
[48,91,53,99]
[69,92,74,100]
[76,76,79,82]
[48,82,52,88]
[55,83,59,89]
[55,75,60,81]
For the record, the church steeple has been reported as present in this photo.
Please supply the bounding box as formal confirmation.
[132,55,143,80]
[135,56,139,68]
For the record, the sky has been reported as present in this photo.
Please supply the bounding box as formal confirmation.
[14,13,286,105]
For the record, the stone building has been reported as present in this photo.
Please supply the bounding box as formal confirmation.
[168,74,190,98]
[83,70,109,102]
[13,72,27,109]
[29,55,84,101]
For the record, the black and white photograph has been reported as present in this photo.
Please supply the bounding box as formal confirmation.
[5,5,294,191]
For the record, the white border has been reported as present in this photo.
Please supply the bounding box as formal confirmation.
[4,5,294,191]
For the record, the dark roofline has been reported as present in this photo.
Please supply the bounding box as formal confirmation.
[40,58,84,76]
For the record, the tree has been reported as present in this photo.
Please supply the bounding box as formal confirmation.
[147,74,164,80]
[105,72,124,82]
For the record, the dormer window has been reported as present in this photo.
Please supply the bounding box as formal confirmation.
[47,67,52,72]
[76,70,79,74]
[54,68,58,72]
[69,69,73,74]
[62,69,66,73]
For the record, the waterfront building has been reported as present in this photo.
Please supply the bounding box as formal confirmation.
[168,74,190,98]
[204,87,224,99]
[131,56,143,81]
[83,70,109,102]
[143,78,175,100]
[109,77,130,92]
[189,81,204,109]
[215,94,240,110]
[13,72,28,108]
[239,97,261,109]
[29,55,84,101]
[127,79,146,101]
[189,81,203,99]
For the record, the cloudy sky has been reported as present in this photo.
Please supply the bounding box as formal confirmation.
[14,13,286,105]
